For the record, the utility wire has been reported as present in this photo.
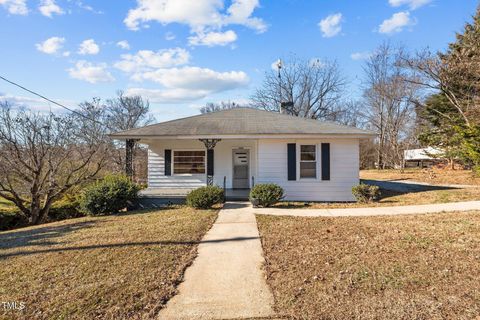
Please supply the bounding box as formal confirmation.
[0,75,104,125]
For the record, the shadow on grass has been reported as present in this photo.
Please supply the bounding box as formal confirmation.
[0,220,105,250]
[361,179,459,193]
[0,236,259,259]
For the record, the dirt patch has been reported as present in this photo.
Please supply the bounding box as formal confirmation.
[0,206,218,320]
[257,212,480,319]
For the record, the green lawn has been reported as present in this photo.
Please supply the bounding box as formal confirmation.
[257,212,480,319]
[0,206,218,319]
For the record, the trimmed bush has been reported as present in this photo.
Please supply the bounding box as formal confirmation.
[352,183,381,203]
[186,186,224,209]
[249,183,284,207]
[80,174,141,216]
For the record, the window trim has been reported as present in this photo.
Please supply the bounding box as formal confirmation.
[172,149,206,176]
[298,144,318,180]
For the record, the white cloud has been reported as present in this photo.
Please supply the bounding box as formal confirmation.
[68,61,115,83]
[165,32,176,40]
[124,0,266,46]
[318,13,343,38]
[125,67,249,103]
[125,87,209,103]
[350,51,372,60]
[188,30,237,46]
[134,66,248,89]
[78,39,100,55]
[76,1,103,14]
[116,40,130,50]
[0,0,27,15]
[39,0,64,17]
[36,36,65,55]
[63,51,71,57]
[0,93,71,112]
[115,48,190,73]
[389,0,431,10]
[379,11,414,34]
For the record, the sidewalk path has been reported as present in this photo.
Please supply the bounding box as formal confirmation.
[253,201,480,217]
[158,202,275,320]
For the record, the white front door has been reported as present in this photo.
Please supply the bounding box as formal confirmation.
[232,149,249,189]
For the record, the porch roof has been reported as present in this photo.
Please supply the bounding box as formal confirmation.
[110,107,375,139]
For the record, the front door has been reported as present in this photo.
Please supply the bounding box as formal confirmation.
[232,149,249,189]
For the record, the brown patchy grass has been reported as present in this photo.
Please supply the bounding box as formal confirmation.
[361,168,480,186]
[0,206,218,320]
[257,212,480,320]
[276,187,480,209]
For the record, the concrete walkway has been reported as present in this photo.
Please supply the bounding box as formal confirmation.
[158,202,275,320]
[252,200,480,217]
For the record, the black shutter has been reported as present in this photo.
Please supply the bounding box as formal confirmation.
[207,149,214,176]
[287,143,296,181]
[321,143,330,181]
[164,149,172,176]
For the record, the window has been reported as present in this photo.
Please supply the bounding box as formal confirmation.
[300,145,316,178]
[173,151,205,174]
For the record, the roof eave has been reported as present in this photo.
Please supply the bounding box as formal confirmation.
[109,133,376,140]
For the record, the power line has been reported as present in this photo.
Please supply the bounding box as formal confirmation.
[0,75,103,125]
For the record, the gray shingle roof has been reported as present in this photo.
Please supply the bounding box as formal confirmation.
[110,108,375,138]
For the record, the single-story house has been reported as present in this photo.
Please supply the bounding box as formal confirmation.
[111,108,375,202]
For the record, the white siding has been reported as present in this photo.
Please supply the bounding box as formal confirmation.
[257,139,359,201]
[144,137,359,201]
[145,139,256,189]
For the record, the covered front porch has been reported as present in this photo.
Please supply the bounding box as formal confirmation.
[142,137,258,191]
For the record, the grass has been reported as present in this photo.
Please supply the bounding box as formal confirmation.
[0,206,218,320]
[257,212,480,319]
[0,198,15,213]
[275,186,480,209]
[361,168,480,186]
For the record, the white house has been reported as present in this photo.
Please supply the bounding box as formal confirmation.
[111,108,375,202]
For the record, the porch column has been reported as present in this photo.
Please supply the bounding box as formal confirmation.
[199,139,221,186]
[125,139,139,179]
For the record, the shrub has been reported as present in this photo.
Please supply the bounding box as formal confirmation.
[0,212,27,231]
[80,174,141,216]
[49,197,84,221]
[249,183,284,207]
[352,183,381,203]
[186,186,224,209]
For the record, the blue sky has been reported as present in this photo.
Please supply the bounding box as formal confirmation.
[0,0,478,121]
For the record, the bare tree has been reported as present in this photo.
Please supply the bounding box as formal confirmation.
[251,56,346,120]
[106,91,154,131]
[0,102,108,224]
[200,101,245,114]
[105,91,153,180]
[362,43,420,169]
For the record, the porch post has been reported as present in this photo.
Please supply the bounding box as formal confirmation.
[199,139,221,185]
[125,139,139,179]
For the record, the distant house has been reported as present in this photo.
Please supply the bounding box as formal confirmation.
[404,147,445,168]
[111,108,375,202]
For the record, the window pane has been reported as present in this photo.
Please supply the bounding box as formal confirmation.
[301,145,316,153]
[173,151,205,174]
[300,152,316,161]
[300,162,316,178]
